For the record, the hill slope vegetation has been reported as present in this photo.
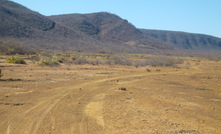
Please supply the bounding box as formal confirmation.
[0,0,221,54]
[49,12,173,50]
[141,29,221,51]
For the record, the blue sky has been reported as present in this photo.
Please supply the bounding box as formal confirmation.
[11,0,221,38]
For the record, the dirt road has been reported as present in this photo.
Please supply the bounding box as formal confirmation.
[0,60,221,134]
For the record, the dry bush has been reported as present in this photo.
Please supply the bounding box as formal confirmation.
[207,56,221,62]
[0,40,36,55]
[134,56,184,67]
[146,56,184,67]
[73,57,89,65]
[106,56,133,66]
[89,60,103,65]
[36,60,59,66]
[134,61,148,67]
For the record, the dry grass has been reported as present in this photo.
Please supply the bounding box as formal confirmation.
[0,54,220,134]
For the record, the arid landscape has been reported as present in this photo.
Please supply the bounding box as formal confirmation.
[0,54,220,134]
[1,0,221,134]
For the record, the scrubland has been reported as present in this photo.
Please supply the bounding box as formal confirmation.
[0,53,220,134]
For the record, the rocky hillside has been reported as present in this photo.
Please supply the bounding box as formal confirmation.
[0,0,55,37]
[0,0,173,54]
[0,0,103,53]
[0,0,220,54]
[140,29,221,51]
[49,12,173,49]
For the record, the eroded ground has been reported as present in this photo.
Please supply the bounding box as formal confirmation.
[0,57,221,134]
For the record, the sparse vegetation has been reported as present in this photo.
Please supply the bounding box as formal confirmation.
[106,56,133,66]
[90,60,103,65]
[0,40,36,55]
[0,1,221,133]
[73,57,89,65]
[6,56,26,64]
[36,54,64,66]
[134,56,184,67]
[141,29,221,50]
[36,60,59,66]
[0,52,220,134]
[36,56,60,66]
[32,53,185,67]
[1,1,221,56]
[52,55,65,63]
[146,56,184,67]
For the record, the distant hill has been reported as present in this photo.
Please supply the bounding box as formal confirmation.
[0,0,173,54]
[140,29,221,51]
[0,0,55,38]
[49,12,173,50]
[0,0,220,55]
[0,0,104,53]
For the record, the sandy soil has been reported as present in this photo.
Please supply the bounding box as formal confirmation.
[0,58,221,134]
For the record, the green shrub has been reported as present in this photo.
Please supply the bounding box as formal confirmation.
[52,56,65,63]
[6,56,26,64]
[36,59,59,66]
[36,55,60,66]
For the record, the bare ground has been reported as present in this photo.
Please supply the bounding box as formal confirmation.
[0,58,221,134]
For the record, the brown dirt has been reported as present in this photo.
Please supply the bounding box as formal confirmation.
[0,58,220,134]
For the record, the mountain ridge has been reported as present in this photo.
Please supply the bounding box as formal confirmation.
[49,12,174,49]
[140,29,221,51]
[0,0,221,55]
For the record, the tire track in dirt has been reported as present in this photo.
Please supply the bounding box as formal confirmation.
[5,87,73,134]
[30,89,78,134]
[3,69,190,134]
[4,78,109,134]
[31,74,147,134]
